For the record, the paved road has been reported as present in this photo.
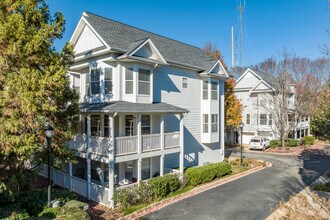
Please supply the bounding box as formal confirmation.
[143,148,330,220]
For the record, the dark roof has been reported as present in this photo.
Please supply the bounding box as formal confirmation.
[251,69,274,86]
[83,12,217,71]
[79,101,189,114]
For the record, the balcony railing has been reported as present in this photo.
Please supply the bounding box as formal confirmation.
[164,132,180,149]
[115,136,138,156]
[68,132,180,157]
[142,134,161,152]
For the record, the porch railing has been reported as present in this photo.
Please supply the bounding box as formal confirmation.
[68,132,180,156]
[142,134,161,152]
[115,136,138,156]
[164,132,180,149]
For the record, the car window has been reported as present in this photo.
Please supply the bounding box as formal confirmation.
[251,138,261,142]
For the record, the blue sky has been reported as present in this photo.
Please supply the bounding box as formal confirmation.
[48,0,329,67]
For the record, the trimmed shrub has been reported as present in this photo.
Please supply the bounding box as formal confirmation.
[270,140,281,148]
[148,174,181,199]
[285,139,299,147]
[114,174,182,208]
[185,161,232,187]
[301,136,315,146]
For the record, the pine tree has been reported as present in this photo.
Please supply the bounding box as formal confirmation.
[0,0,79,196]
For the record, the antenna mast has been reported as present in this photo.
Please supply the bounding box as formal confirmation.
[237,0,245,75]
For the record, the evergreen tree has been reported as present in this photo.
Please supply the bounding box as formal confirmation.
[0,0,79,197]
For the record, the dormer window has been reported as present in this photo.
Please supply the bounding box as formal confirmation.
[138,69,150,95]
[91,68,100,95]
[104,67,112,94]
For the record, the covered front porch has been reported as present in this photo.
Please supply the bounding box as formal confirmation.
[67,101,188,207]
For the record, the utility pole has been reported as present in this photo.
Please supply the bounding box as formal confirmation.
[231,26,234,69]
[237,0,245,76]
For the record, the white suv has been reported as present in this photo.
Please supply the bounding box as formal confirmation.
[249,137,270,150]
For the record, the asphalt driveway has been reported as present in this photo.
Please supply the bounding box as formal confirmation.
[143,148,330,220]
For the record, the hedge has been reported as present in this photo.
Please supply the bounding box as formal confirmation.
[185,161,232,186]
[113,174,182,208]
[301,136,315,146]
[286,139,299,147]
[270,140,281,148]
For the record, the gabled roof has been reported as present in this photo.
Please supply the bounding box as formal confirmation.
[236,68,274,87]
[81,12,222,72]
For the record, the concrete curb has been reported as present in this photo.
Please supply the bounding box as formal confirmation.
[121,160,272,220]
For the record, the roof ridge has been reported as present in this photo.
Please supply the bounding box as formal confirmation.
[83,11,207,52]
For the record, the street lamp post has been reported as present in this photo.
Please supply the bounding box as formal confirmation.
[239,122,244,167]
[44,125,54,208]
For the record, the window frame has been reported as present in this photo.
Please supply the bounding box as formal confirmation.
[125,68,134,95]
[203,114,208,133]
[104,67,113,95]
[246,113,251,125]
[245,94,251,103]
[182,77,188,89]
[90,68,101,95]
[203,81,208,100]
[211,114,218,133]
[211,81,218,100]
[138,69,151,95]
[260,113,267,125]
[141,115,151,135]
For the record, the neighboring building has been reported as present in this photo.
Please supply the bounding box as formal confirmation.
[40,12,229,207]
[234,68,310,144]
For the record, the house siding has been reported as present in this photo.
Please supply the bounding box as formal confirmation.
[74,25,105,55]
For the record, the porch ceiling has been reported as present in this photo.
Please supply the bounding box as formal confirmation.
[79,101,189,114]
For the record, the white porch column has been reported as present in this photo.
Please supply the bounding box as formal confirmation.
[137,115,142,154]
[160,155,164,176]
[137,158,142,182]
[108,115,115,207]
[220,80,225,159]
[86,115,91,199]
[160,115,165,176]
[294,129,297,139]
[179,114,184,175]
[86,158,91,199]
[69,162,73,191]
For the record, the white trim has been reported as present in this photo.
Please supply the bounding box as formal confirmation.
[235,68,262,85]
[249,79,274,92]
[128,38,167,64]
[208,60,229,78]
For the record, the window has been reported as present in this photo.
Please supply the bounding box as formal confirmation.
[142,158,150,180]
[203,114,208,133]
[104,116,109,137]
[141,115,151,135]
[245,95,250,103]
[203,81,208,100]
[125,161,134,181]
[246,114,251,125]
[72,74,80,94]
[211,114,218,132]
[91,115,101,136]
[182,77,188,89]
[211,81,218,100]
[104,67,112,94]
[260,99,266,106]
[260,114,267,125]
[85,73,90,96]
[138,69,150,95]
[125,68,133,94]
[269,114,272,125]
[91,68,100,95]
[125,115,134,136]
